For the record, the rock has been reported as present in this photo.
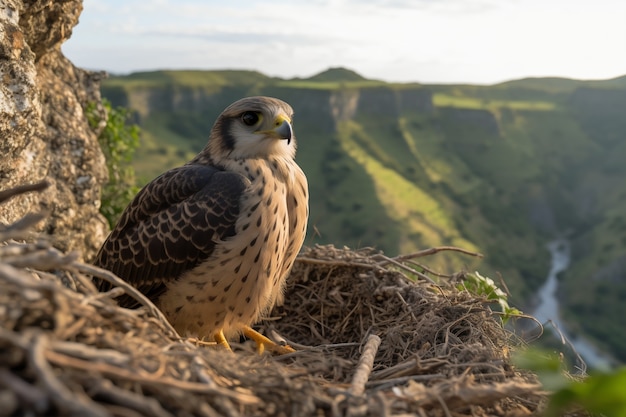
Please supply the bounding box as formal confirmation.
[0,0,108,261]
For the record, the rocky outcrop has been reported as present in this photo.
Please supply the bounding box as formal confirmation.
[0,0,108,260]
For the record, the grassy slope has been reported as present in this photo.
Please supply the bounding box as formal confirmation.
[101,69,626,361]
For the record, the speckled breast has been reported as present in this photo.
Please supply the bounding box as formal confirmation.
[157,160,293,339]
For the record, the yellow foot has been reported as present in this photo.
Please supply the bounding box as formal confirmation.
[242,325,295,355]
[213,330,232,351]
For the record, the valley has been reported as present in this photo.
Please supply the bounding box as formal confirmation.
[100,68,626,363]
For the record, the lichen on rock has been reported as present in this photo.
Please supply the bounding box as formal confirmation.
[0,0,108,260]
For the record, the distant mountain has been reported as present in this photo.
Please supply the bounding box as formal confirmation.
[496,74,626,91]
[304,67,368,82]
[101,68,626,363]
[495,77,585,92]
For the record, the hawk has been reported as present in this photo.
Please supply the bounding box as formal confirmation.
[94,96,309,353]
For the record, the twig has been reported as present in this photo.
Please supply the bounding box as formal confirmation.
[91,379,173,417]
[349,334,382,397]
[371,355,449,381]
[375,254,439,285]
[546,319,587,375]
[44,349,259,404]
[436,393,453,417]
[0,368,49,413]
[296,256,382,271]
[31,333,110,417]
[72,262,181,340]
[5,247,79,271]
[401,259,455,278]
[387,246,484,262]
[82,286,126,304]
[394,376,544,408]
[366,374,446,391]
[395,291,420,324]
[0,181,49,204]
[0,212,47,236]
[50,340,130,368]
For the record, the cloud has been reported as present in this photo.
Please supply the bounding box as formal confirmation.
[65,0,626,83]
[340,0,501,14]
[138,27,330,46]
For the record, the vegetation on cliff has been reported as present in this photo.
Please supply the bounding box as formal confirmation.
[87,99,141,228]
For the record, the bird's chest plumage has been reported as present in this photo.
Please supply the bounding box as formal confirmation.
[158,159,308,338]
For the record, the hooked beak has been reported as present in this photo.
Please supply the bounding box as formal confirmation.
[269,115,293,145]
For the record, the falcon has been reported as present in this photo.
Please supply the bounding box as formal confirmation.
[94,96,308,353]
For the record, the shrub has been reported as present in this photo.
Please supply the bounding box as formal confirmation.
[87,99,140,228]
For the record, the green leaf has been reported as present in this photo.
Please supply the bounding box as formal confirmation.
[514,348,626,416]
[457,271,522,325]
[87,99,141,228]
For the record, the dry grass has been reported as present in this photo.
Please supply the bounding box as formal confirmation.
[0,183,549,416]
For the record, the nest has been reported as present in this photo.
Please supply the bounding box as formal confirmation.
[0,184,547,417]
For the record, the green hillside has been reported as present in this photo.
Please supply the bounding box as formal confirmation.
[100,68,626,362]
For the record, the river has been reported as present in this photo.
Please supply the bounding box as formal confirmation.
[531,239,613,371]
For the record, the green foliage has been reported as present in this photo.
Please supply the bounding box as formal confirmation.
[87,99,140,228]
[514,349,626,417]
[457,272,522,325]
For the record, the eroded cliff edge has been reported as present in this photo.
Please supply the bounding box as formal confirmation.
[0,0,108,260]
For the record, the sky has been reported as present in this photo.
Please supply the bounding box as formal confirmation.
[63,0,626,85]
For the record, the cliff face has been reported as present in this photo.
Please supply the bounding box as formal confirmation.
[105,81,434,134]
[0,0,108,260]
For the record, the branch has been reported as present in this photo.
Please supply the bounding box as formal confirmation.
[349,334,382,397]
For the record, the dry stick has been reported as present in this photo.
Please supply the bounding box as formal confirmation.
[6,247,79,271]
[436,393,453,417]
[82,286,126,303]
[349,334,382,397]
[30,333,111,417]
[440,380,544,408]
[44,349,259,405]
[0,212,48,236]
[72,262,181,340]
[0,263,86,301]
[366,374,446,392]
[375,255,439,285]
[0,180,49,204]
[390,246,484,261]
[546,319,587,375]
[0,368,49,412]
[402,259,455,278]
[395,291,420,324]
[296,256,380,271]
[50,340,131,368]
[91,379,173,417]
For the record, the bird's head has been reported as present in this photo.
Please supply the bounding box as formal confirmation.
[206,96,296,161]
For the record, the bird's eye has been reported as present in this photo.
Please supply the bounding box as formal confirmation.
[241,111,260,126]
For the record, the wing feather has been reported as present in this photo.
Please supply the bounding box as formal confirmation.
[94,164,248,307]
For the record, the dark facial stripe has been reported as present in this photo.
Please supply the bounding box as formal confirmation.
[219,117,236,151]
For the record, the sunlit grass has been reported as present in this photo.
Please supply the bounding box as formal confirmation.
[337,121,479,257]
[433,93,556,111]
[105,70,270,88]
[274,80,388,90]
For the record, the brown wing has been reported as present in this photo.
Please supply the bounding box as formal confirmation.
[94,164,248,307]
